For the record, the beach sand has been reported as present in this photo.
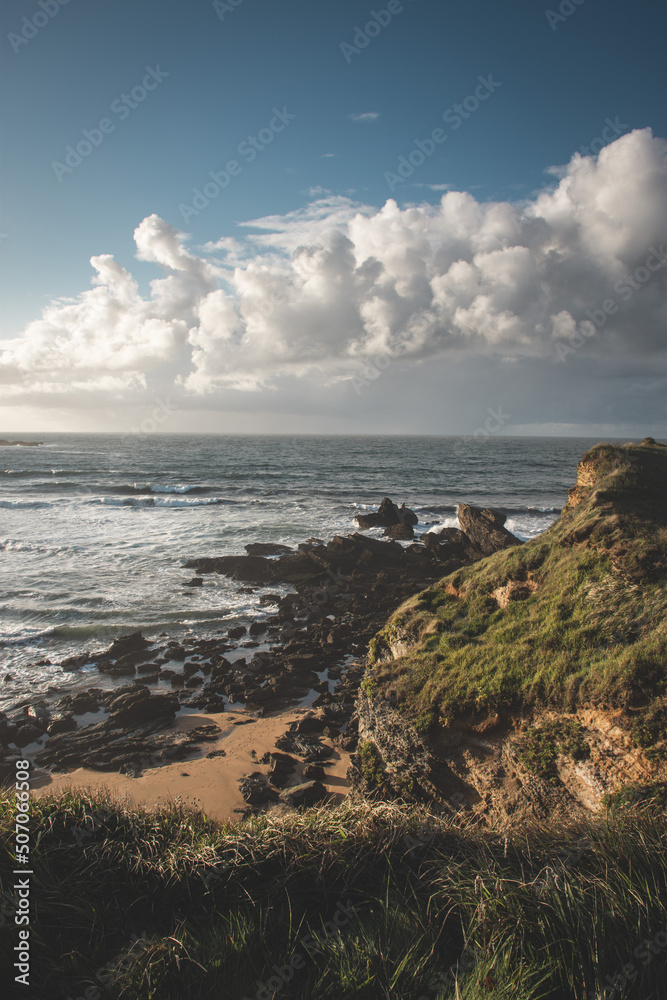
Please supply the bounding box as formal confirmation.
[31,707,351,824]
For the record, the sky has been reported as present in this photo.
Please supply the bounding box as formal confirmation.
[1,0,666,437]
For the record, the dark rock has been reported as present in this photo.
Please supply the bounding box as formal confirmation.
[106,632,152,658]
[249,621,267,636]
[183,577,204,587]
[228,626,247,639]
[245,542,294,556]
[239,772,279,805]
[265,752,298,788]
[206,749,227,758]
[108,686,178,727]
[383,523,415,540]
[60,653,91,670]
[355,497,418,530]
[275,732,335,762]
[457,504,521,557]
[16,724,42,746]
[47,715,77,736]
[70,692,100,714]
[303,764,325,780]
[279,780,328,807]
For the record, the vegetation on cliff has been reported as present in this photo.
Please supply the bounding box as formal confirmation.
[2,790,667,999]
[366,439,667,736]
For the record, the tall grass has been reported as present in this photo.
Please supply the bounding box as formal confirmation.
[1,790,666,999]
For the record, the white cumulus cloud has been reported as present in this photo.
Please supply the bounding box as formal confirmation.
[2,128,667,402]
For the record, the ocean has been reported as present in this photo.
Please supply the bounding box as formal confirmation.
[0,433,603,709]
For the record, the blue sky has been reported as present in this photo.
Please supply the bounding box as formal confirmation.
[1,0,666,435]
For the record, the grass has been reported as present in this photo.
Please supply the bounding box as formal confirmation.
[365,440,667,728]
[2,790,667,999]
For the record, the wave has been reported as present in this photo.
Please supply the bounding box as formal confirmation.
[0,499,54,509]
[116,483,213,496]
[97,495,235,509]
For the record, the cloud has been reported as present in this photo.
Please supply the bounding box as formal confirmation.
[348,112,380,122]
[2,128,667,405]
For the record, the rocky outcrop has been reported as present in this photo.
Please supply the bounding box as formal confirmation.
[456,504,521,557]
[355,497,418,529]
[350,439,667,827]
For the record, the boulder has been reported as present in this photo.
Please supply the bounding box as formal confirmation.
[279,780,328,807]
[457,504,521,557]
[105,632,152,658]
[383,523,415,540]
[265,752,298,788]
[107,686,178,727]
[355,497,418,529]
[48,715,77,736]
[239,772,280,805]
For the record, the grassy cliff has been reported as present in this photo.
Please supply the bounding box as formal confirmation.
[366,439,667,733]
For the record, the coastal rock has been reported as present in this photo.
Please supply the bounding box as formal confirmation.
[105,632,152,658]
[47,715,78,736]
[107,685,178,727]
[355,497,418,529]
[456,504,521,557]
[279,780,328,807]
[240,772,280,805]
[245,542,294,556]
[383,523,415,540]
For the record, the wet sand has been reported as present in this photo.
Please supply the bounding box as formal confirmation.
[31,707,351,824]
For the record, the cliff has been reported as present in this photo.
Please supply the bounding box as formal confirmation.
[348,439,667,827]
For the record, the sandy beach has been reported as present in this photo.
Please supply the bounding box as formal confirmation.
[31,706,351,824]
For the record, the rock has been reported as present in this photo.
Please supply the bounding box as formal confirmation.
[383,523,415,540]
[303,764,325,780]
[265,752,298,788]
[290,712,327,735]
[457,504,521,557]
[355,497,417,529]
[355,497,400,529]
[275,732,335,762]
[228,626,247,639]
[47,715,77,736]
[60,653,91,671]
[245,542,294,556]
[107,686,178,727]
[16,724,43,746]
[69,692,100,714]
[279,781,328,807]
[239,772,279,805]
[105,632,152,658]
[183,577,203,587]
[397,503,419,526]
[249,621,267,636]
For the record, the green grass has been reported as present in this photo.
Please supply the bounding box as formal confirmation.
[365,441,667,726]
[515,720,590,784]
[2,790,667,999]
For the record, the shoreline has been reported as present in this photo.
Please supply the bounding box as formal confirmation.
[31,705,352,823]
